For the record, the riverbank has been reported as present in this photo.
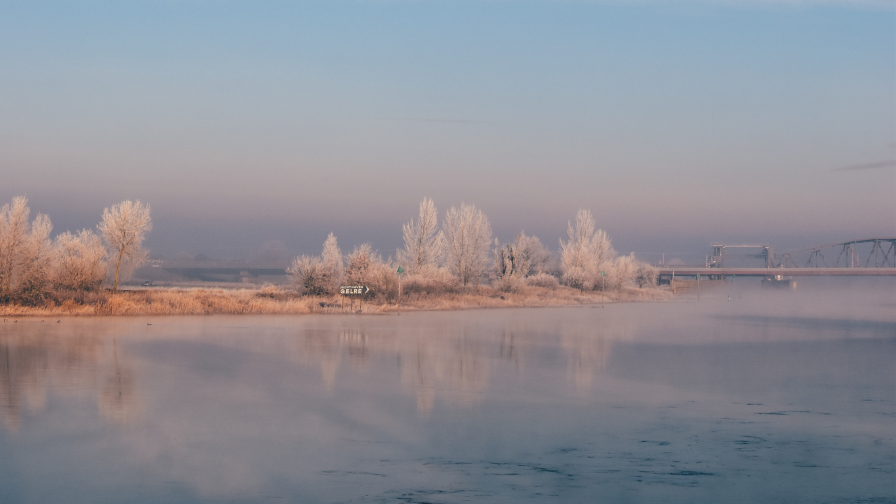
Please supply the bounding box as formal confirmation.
[0,284,671,316]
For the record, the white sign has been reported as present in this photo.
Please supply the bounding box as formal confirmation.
[339,285,370,295]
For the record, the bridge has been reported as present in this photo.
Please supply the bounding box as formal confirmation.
[658,238,896,282]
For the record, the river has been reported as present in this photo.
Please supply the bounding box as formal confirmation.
[1,278,893,503]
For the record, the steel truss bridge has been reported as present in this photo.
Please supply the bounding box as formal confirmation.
[658,238,896,280]
[779,238,895,269]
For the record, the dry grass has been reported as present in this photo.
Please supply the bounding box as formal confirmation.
[384,284,670,312]
[0,284,671,317]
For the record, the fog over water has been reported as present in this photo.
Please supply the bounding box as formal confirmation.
[0,278,893,503]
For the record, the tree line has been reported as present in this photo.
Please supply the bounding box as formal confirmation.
[288,198,657,299]
[0,195,657,305]
[0,197,151,304]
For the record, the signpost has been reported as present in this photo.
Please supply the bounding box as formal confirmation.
[339,285,369,296]
[396,266,404,315]
[339,285,370,313]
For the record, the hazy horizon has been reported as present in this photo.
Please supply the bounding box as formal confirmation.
[2,0,894,261]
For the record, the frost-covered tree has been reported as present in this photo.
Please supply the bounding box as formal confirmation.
[398,197,443,275]
[54,229,108,291]
[494,232,551,281]
[287,255,328,295]
[321,232,343,293]
[443,203,492,286]
[559,209,615,289]
[635,261,658,288]
[345,243,398,299]
[605,253,637,290]
[287,233,343,295]
[345,243,374,286]
[98,200,152,293]
[0,197,31,296]
[15,213,54,302]
[0,197,53,300]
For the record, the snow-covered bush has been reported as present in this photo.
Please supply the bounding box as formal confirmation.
[525,272,560,289]
[287,233,344,296]
[345,243,398,300]
[54,229,107,291]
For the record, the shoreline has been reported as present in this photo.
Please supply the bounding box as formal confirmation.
[0,285,672,317]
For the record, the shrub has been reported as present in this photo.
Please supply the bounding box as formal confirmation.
[526,272,560,289]
[401,269,458,296]
[345,243,398,300]
[635,263,658,288]
[287,255,330,295]
[287,233,344,296]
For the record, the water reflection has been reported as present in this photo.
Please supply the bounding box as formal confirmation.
[285,315,635,415]
[0,307,735,431]
[0,280,892,504]
[100,340,137,424]
[293,325,494,416]
[0,321,138,431]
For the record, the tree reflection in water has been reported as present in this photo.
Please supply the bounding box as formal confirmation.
[0,320,138,431]
[287,312,628,416]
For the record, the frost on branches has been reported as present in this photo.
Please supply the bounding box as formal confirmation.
[98,200,152,293]
[443,203,492,287]
[397,197,443,276]
[559,209,615,290]
[0,196,54,302]
[287,233,344,295]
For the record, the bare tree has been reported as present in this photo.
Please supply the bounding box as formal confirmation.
[0,197,53,300]
[443,203,492,287]
[559,209,615,289]
[54,229,108,291]
[398,197,443,275]
[98,200,152,293]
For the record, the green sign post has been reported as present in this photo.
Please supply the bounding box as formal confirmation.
[397,266,404,314]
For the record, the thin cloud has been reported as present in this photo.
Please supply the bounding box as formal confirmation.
[832,160,896,172]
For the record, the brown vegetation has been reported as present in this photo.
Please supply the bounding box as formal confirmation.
[0,284,670,317]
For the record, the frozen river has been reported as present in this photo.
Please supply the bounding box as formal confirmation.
[1,279,894,503]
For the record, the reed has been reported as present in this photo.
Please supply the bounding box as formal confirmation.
[0,284,670,317]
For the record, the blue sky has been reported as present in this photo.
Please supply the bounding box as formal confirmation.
[1,0,893,261]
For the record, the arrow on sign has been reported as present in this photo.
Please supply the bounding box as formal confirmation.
[339,285,370,295]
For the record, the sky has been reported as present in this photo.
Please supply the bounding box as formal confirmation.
[1,0,894,262]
